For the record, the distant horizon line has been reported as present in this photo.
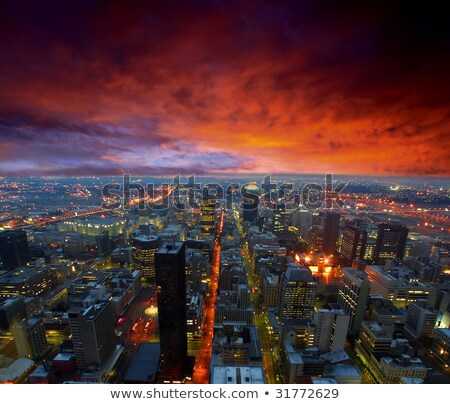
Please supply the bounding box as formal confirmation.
[1,172,449,180]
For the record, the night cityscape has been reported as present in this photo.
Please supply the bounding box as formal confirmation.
[0,1,449,388]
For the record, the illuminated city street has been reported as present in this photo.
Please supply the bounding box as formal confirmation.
[192,211,224,383]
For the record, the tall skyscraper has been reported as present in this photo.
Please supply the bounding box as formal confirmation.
[241,183,259,224]
[322,212,340,254]
[314,307,350,353]
[132,235,159,280]
[96,230,110,258]
[340,225,367,264]
[292,209,313,229]
[337,267,370,334]
[373,223,408,264]
[0,230,30,270]
[155,241,187,381]
[200,187,216,238]
[273,203,286,234]
[68,301,117,370]
[279,264,317,321]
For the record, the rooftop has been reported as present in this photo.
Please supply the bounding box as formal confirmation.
[82,301,110,319]
[400,377,423,384]
[362,321,393,340]
[320,349,349,364]
[285,265,315,282]
[30,364,51,378]
[0,266,54,283]
[0,295,23,308]
[0,357,35,383]
[381,355,425,369]
[53,353,76,362]
[436,328,450,339]
[124,343,161,383]
[211,366,265,384]
[157,241,184,254]
[325,363,361,378]
[132,234,159,243]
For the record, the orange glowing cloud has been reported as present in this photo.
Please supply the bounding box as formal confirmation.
[0,1,448,176]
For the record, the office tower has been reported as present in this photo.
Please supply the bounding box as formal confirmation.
[132,235,159,280]
[262,270,280,309]
[337,267,370,334]
[0,266,58,300]
[12,317,48,359]
[292,210,313,231]
[314,308,350,354]
[0,230,30,270]
[292,210,313,228]
[279,264,317,321]
[364,238,376,261]
[96,230,110,258]
[307,226,324,252]
[373,223,408,265]
[200,187,216,238]
[322,212,340,254]
[340,225,367,264]
[0,295,27,330]
[404,301,438,338]
[273,203,285,234]
[242,183,259,224]
[68,301,116,369]
[155,242,187,381]
[355,321,393,362]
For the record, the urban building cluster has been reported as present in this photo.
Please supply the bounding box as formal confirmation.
[0,178,449,384]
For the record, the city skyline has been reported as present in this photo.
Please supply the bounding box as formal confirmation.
[0,1,449,177]
[0,174,449,384]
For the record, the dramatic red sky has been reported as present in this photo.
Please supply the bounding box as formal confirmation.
[0,1,449,176]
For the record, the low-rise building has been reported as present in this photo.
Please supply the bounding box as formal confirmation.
[0,356,35,384]
[210,365,265,384]
[432,328,450,367]
[404,301,438,338]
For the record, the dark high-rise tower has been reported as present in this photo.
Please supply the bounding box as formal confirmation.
[68,301,116,370]
[155,241,187,381]
[322,212,341,254]
[373,223,408,264]
[241,183,259,224]
[96,230,110,258]
[340,225,367,264]
[0,230,30,270]
[200,187,216,238]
